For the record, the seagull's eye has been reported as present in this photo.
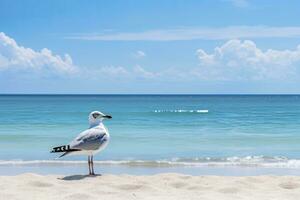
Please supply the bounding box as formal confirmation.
[92,113,100,119]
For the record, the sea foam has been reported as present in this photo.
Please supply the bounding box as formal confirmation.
[2,156,300,168]
[154,109,209,113]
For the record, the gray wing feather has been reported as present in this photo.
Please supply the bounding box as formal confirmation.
[69,129,107,151]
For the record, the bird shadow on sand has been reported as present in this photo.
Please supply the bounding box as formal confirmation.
[59,174,102,181]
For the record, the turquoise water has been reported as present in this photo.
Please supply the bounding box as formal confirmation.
[1,95,300,173]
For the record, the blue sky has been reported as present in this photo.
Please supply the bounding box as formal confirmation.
[1,0,300,94]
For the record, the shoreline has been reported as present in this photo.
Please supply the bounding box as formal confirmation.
[3,163,300,176]
[2,173,300,200]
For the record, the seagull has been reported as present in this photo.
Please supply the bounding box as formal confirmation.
[51,111,112,175]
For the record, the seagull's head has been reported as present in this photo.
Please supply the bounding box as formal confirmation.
[88,111,112,126]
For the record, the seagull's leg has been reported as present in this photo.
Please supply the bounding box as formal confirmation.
[88,156,91,175]
[91,155,95,175]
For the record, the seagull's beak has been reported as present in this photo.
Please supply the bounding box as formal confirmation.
[104,115,112,119]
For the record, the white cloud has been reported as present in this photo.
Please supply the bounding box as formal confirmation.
[83,40,300,82]
[84,65,157,80]
[195,39,300,80]
[133,65,156,78]
[2,32,300,84]
[66,26,300,41]
[92,40,300,82]
[0,32,77,75]
[0,32,157,81]
[133,50,146,58]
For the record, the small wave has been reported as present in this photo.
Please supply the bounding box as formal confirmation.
[2,156,300,168]
[154,109,209,113]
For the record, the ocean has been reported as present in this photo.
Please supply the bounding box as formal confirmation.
[1,94,300,175]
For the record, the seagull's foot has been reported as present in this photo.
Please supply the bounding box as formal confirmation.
[88,173,101,177]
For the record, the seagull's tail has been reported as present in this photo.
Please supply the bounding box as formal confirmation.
[50,145,80,158]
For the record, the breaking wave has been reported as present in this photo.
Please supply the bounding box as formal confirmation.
[153,109,209,113]
[2,156,300,168]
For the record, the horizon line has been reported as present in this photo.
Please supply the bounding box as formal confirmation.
[1,93,300,96]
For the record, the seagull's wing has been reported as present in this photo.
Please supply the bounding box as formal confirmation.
[69,128,107,151]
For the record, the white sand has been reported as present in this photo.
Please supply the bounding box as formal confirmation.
[1,173,300,200]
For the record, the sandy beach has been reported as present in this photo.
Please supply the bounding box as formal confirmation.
[1,173,300,200]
